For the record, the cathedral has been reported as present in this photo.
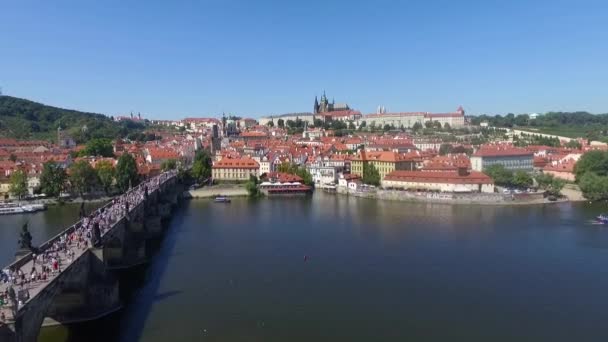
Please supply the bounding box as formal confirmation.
[313,92,350,114]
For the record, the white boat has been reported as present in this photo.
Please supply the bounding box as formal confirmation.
[0,203,47,215]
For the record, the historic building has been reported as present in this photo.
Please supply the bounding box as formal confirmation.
[382,169,495,193]
[470,146,534,172]
[314,91,350,114]
[351,151,417,180]
[360,107,466,129]
[211,156,260,181]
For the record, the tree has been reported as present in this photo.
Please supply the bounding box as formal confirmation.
[362,163,381,186]
[424,121,434,129]
[348,121,356,130]
[314,119,324,127]
[267,121,274,127]
[512,171,533,188]
[412,122,423,132]
[579,172,608,201]
[443,123,451,131]
[383,124,391,131]
[40,160,67,197]
[574,151,608,181]
[69,160,98,196]
[79,138,114,157]
[439,144,453,155]
[96,160,115,195]
[9,153,17,162]
[484,164,513,187]
[9,170,28,199]
[161,159,177,171]
[245,174,261,197]
[277,119,285,128]
[116,153,139,192]
[192,150,212,181]
[565,140,582,149]
[536,173,565,196]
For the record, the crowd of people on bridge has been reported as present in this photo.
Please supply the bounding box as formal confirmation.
[0,170,177,324]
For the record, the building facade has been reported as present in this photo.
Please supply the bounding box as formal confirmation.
[470,148,534,172]
[351,151,416,180]
[382,170,495,193]
[211,157,260,181]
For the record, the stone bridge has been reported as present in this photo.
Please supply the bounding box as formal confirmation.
[0,171,183,342]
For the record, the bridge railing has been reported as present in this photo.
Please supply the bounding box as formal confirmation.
[4,171,176,272]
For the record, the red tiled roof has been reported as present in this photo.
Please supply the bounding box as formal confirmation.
[213,157,259,169]
[473,147,533,157]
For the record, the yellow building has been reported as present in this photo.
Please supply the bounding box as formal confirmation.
[351,151,416,180]
[212,157,260,181]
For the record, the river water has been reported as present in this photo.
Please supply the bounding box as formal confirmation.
[2,195,608,341]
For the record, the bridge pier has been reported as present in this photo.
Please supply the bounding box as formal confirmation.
[0,172,182,342]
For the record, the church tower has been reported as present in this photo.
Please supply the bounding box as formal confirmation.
[314,96,319,114]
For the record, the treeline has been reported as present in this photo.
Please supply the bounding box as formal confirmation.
[470,112,608,128]
[8,154,140,199]
[574,151,608,201]
[0,96,146,142]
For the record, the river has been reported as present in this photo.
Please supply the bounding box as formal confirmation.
[2,194,608,341]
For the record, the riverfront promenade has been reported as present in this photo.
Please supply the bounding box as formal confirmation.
[0,170,177,332]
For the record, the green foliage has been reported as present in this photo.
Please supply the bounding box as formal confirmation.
[40,161,67,197]
[277,119,285,128]
[191,150,212,181]
[276,162,314,186]
[484,164,513,187]
[69,160,98,196]
[95,160,115,194]
[245,174,261,197]
[439,144,453,155]
[362,163,381,186]
[348,121,356,130]
[115,153,139,191]
[579,172,608,201]
[512,171,533,188]
[565,140,582,149]
[535,173,565,196]
[127,132,160,142]
[9,170,28,199]
[412,122,423,132]
[9,153,17,162]
[79,138,114,157]
[267,121,274,127]
[574,151,608,181]
[0,95,145,142]
[161,159,177,171]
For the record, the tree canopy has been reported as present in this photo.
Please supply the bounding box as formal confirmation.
[115,153,139,191]
[9,170,28,199]
[69,160,98,196]
[0,95,145,142]
[95,160,115,194]
[161,159,177,171]
[40,161,67,197]
[79,138,114,157]
[362,163,381,186]
[484,164,513,187]
[191,150,212,182]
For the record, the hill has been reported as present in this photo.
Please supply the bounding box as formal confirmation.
[0,95,145,142]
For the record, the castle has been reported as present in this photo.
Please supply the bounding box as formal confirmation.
[313,91,350,114]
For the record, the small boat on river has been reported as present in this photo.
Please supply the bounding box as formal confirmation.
[214,196,231,203]
[596,214,608,224]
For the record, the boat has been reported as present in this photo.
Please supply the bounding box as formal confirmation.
[0,203,47,215]
[596,214,608,224]
[214,196,231,203]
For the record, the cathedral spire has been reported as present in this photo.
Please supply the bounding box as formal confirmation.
[314,96,319,114]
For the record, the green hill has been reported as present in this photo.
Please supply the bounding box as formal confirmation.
[0,95,145,142]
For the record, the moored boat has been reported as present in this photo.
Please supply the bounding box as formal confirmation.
[597,214,608,224]
[214,196,231,203]
[0,203,47,215]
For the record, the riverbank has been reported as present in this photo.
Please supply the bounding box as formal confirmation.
[185,184,248,198]
[336,187,568,206]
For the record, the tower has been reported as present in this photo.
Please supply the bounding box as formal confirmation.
[314,96,319,114]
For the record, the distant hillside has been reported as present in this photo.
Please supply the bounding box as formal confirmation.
[0,95,145,142]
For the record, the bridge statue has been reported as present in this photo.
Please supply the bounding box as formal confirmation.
[18,222,33,250]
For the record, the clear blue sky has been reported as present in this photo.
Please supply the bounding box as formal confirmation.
[1,0,607,119]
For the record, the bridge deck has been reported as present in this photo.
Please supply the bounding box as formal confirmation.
[0,171,175,327]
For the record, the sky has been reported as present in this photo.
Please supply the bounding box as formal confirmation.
[1,0,607,119]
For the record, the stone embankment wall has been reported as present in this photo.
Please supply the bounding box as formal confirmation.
[337,187,549,205]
